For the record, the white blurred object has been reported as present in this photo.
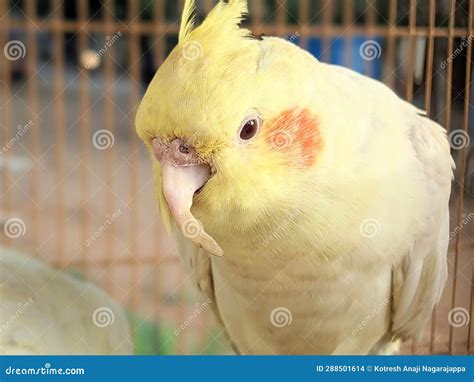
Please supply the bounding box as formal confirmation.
[0,156,31,236]
[0,248,133,354]
[414,37,426,85]
[0,156,31,173]
[397,37,427,86]
[80,49,101,70]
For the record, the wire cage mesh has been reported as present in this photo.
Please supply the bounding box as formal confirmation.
[0,0,472,355]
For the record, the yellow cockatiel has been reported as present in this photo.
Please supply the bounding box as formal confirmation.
[136,0,454,354]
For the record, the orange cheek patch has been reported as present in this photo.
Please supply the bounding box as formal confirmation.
[265,108,323,168]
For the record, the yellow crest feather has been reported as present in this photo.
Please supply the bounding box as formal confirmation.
[179,0,196,44]
[179,0,250,46]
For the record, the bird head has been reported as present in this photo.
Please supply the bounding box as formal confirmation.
[136,0,330,256]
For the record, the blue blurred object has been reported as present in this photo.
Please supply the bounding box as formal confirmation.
[289,35,385,80]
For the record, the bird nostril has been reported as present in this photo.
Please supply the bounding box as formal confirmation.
[179,143,190,155]
[167,139,200,166]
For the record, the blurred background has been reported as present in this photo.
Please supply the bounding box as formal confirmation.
[0,0,472,355]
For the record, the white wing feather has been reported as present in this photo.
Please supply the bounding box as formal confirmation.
[391,109,454,340]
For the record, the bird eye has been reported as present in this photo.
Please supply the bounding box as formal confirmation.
[239,117,261,141]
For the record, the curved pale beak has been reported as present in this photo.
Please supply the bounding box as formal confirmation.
[153,138,223,257]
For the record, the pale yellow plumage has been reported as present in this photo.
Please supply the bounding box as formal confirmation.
[136,0,454,354]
